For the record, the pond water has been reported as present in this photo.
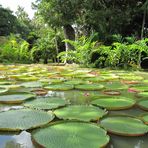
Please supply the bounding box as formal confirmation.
[0,64,147,148]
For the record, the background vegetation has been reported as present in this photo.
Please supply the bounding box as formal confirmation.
[0,0,148,69]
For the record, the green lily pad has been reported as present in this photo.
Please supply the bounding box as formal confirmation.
[18,76,38,81]
[137,92,148,98]
[64,79,87,85]
[0,81,13,85]
[74,74,95,78]
[87,77,106,82]
[0,87,8,94]
[54,105,107,121]
[0,84,20,89]
[33,122,110,148]
[44,84,74,91]
[141,114,148,124]
[121,75,144,81]
[21,81,43,88]
[75,84,104,91]
[129,85,148,92]
[137,100,148,110]
[143,79,148,83]
[24,97,69,110]
[100,116,148,136]
[104,81,128,90]
[91,97,136,110]
[0,109,54,131]
[0,93,36,104]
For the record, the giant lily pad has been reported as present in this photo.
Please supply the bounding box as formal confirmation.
[100,116,148,136]
[0,84,20,89]
[0,109,54,131]
[137,100,148,110]
[21,81,43,88]
[104,81,128,90]
[129,85,148,92]
[33,122,110,148]
[137,92,148,98]
[75,84,104,91]
[54,105,107,121]
[0,87,8,94]
[0,93,35,104]
[91,97,136,110]
[87,77,106,82]
[64,79,87,85]
[44,84,74,91]
[24,97,69,110]
[120,75,144,81]
[141,114,148,124]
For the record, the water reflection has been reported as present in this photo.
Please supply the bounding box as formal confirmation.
[0,131,34,148]
[0,105,23,112]
[107,134,148,148]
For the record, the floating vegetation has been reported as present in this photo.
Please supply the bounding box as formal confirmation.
[54,105,107,121]
[0,93,36,104]
[91,97,136,110]
[33,122,110,148]
[100,116,148,136]
[0,64,147,147]
[0,109,54,131]
[24,97,69,110]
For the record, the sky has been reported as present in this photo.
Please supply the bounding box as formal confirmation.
[0,0,36,19]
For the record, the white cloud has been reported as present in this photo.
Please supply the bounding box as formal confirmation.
[0,0,36,19]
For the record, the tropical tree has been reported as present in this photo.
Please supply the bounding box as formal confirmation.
[0,5,18,36]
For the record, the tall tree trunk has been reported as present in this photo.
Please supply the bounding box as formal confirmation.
[63,24,75,51]
[141,10,146,39]
[54,36,59,63]
[54,28,59,63]
[63,24,75,63]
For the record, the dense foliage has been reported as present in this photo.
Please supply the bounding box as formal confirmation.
[0,1,148,69]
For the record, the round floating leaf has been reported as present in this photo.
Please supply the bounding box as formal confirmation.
[24,97,69,110]
[143,79,148,83]
[75,84,104,91]
[44,84,74,91]
[104,81,128,90]
[0,84,20,89]
[64,79,87,85]
[18,76,38,81]
[137,100,148,110]
[54,105,107,121]
[86,77,106,82]
[33,122,110,148]
[137,92,148,98]
[0,93,36,104]
[0,81,13,85]
[21,81,43,88]
[74,73,95,78]
[0,109,54,131]
[0,87,8,94]
[121,75,144,81]
[100,116,148,136]
[103,90,121,95]
[141,114,148,124]
[91,97,136,110]
[129,85,148,92]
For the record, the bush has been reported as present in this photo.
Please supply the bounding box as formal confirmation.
[0,34,32,63]
[58,34,148,69]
